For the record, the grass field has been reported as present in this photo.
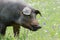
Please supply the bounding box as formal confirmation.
[0,0,60,40]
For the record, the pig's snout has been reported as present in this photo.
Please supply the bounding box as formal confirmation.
[31,25,41,31]
[30,19,42,31]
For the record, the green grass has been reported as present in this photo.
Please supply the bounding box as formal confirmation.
[0,0,60,40]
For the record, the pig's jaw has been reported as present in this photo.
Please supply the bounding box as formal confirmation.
[15,16,23,25]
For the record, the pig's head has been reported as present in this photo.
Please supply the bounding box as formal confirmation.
[16,7,42,31]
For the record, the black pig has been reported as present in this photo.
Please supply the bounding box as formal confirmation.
[0,0,42,36]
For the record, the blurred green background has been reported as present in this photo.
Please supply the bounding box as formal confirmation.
[0,0,60,40]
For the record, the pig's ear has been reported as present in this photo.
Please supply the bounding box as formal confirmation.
[34,10,42,16]
[22,7,31,15]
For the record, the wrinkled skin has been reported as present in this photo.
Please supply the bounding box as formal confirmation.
[0,0,42,36]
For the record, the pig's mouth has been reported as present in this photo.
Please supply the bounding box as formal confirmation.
[30,25,41,31]
[22,25,41,31]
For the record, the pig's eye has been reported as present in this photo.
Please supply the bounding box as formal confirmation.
[22,7,31,15]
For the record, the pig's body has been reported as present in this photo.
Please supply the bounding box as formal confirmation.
[0,3,19,23]
[0,0,42,36]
